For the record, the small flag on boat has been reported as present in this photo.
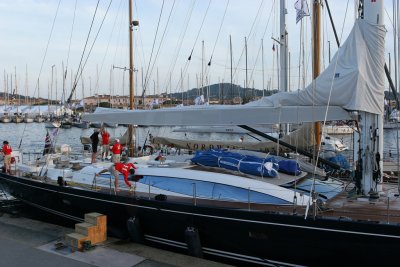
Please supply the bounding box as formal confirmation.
[43,128,59,155]
[272,44,275,51]
[43,130,52,155]
[294,0,310,24]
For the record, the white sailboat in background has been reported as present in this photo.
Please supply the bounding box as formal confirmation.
[1,1,398,267]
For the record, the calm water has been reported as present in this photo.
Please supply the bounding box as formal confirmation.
[0,123,244,155]
[0,122,399,160]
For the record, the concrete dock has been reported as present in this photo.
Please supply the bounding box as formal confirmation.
[0,212,232,267]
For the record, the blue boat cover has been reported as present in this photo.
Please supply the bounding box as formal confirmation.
[191,150,302,178]
[327,154,350,170]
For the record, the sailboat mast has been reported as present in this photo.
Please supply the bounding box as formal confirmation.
[359,0,384,196]
[313,0,321,146]
[280,0,289,134]
[230,35,233,102]
[262,38,265,97]
[245,36,248,90]
[127,0,138,157]
[15,67,19,114]
[129,0,134,110]
[279,0,288,94]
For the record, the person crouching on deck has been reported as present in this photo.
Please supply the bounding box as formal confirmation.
[96,162,137,192]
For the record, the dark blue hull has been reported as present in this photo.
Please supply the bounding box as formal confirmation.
[0,172,399,267]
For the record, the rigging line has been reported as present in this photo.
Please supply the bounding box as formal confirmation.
[250,0,275,86]
[65,0,78,79]
[246,42,262,88]
[297,16,303,93]
[174,59,191,96]
[142,0,165,97]
[207,0,229,67]
[134,1,152,86]
[231,0,264,80]
[247,0,265,40]
[144,0,177,96]
[384,7,395,31]
[163,0,197,94]
[31,0,62,103]
[101,0,125,96]
[294,4,306,189]
[260,0,275,39]
[324,0,340,50]
[186,0,212,62]
[20,0,61,150]
[134,0,148,80]
[246,0,277,90]
[67,0,100,104]
[111,0,126,95]
[202,0,230,87]
[69,0,113,104]
[76,0,113,90]
[171,0,211,96]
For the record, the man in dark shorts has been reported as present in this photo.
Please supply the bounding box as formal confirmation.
[90,129,100,163]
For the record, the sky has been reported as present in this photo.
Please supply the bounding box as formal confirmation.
[0,0,396,101]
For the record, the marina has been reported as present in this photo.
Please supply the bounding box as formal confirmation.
[2,0,400,266]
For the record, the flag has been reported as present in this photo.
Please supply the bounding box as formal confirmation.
[295,0,310,24]
[43,128,59,155]
[272,44,275,51]
[43,130,52,155]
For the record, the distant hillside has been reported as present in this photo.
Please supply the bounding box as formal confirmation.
[0,83,280,105]
[164,83,278,103]
[0,92,47,105]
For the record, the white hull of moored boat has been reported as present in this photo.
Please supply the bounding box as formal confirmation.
[0,117,11,123]
[34,117,45,123]
[12,116,23,123]
[45,121,61,128]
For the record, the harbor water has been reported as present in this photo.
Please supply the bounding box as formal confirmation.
[0,123,249,156]
[0,123,400,160]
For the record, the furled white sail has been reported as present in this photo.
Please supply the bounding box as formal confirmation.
[83,20,384,126]
[249,19,385,115]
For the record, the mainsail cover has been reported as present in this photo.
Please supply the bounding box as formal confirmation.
[83,19,384,126]
[248,19,385,115]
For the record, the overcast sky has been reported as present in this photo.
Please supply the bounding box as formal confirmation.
[0,0,395,100]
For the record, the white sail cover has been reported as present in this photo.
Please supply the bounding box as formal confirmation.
[249,19,386,115]
[83,19,383,126]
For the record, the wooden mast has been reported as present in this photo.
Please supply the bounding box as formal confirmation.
[127,0,135,157]
[313,0,321,147]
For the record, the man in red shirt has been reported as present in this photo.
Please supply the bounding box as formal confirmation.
[96,162,137,192]
[111,139,123,163]
[2,141,12,174]
[100,128,110,161]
